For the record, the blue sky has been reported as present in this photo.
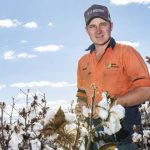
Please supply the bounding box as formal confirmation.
[0,0,150,105]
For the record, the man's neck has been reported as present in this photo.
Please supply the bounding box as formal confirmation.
[94,40,110,61]
[95,40,110,53]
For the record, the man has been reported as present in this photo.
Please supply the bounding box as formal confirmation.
[75,4,150,150]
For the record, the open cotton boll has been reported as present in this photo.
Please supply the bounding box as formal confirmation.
[9,132,23,150]
[107,112,121,134]
[46,133,58,141]
[33,122,43,131]
[44,109,57,125]
[64,123,77,134]
[98,92,110,110]
[143,130,150,138]
[110,105,125,119]
[98,107,109,120]
[30,139,41,150]
[103,126,113,135]
[137,134,142,142]
[132,132,142,142]
[82,106,91,117]
[65,112,76,123]
[79,142,86,150]
[80,126,88,137]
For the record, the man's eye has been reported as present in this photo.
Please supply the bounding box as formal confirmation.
[100,22,108,26]
[88,25,96,28]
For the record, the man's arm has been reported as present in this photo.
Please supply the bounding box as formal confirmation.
[117,87,150,107]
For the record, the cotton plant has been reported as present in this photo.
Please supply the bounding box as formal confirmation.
[81,91,125,136]
[132,132,142,143]
[95,92,125,135]
[138,101,150,149]
[30,139,41,150]
[41,107,88,150]
[78,90,125,150]
[8,131,23,150]
[1,89,150,150]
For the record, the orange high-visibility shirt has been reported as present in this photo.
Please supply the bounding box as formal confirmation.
[77,39,150,105]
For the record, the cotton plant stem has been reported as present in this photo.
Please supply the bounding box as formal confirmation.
[86,85,96,150]
[0,103,5,149]
[10,97,15,124]
[73,120,80,149]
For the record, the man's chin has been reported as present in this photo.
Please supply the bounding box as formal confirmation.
[94,38,110,46]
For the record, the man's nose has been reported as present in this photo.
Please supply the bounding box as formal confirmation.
[96,25,102,33]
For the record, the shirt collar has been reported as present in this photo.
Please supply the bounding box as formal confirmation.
[85,37,116,53]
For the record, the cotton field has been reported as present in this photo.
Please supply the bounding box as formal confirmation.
[0,89,150,150]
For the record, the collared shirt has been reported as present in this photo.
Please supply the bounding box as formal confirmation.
[77,38,150,105]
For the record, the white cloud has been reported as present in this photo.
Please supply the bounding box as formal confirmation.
[10,81,76,88]
[24,21,38,29]
[110,0,150,5]
[20,40,29,43]
[0,84,6,90]
[48,22,53,27]
[117,41,139,48]
[3,51,15,60]
[148,5,150,8]
[17,53,37,58]
[3,51,37,60]
[34,44,64,52]
[0,19,21,28]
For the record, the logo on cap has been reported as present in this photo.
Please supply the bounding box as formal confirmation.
[84,4,111,25]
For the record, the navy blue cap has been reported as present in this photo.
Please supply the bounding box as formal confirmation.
[84,4,111,25]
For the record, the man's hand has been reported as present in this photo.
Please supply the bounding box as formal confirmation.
[92,107,100,119]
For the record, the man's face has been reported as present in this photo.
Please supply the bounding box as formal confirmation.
[86,17,113,46]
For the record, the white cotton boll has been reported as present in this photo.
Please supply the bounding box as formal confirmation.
[46,133,58,141]
[107,112,121,134]
[26,106,30,112]
[65,112,76,123]
[28,110,37,120]
[79,141,86,150]
[137,134,142,142]
[103,126,112,135]
[98,92,110,110]
[30,139,41,150]
[132,132,142,142]
[30,132,37,138]
[33,122,43,131]
[44,109,57,125]
[143,130,150,138]
[110,105,125,119]
[9,132,23,150]
[82,106,91,117]
[3,130,8,139]
[146,107,150,113]
[64,123,76,134]
[144,101,149,109]
[80,126,88,137]
[132,132,141,143]
[98,107,108,120]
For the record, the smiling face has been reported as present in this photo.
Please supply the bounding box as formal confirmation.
[86,17,113,46]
